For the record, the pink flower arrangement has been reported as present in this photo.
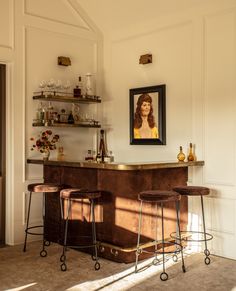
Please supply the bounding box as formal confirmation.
[30,130,59,153]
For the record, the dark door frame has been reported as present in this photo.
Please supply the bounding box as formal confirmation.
[0,64,6,245]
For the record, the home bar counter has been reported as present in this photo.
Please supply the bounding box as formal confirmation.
[27,159,204,263]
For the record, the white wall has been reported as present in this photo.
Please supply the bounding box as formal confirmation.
[0,0,103,244]
[101,1,236,259]
[1,0,236,260]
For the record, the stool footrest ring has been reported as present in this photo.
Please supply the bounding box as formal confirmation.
[25,225,43,236]
[137,241,183,255]
[63,243,97,249]
[170,230,213,242]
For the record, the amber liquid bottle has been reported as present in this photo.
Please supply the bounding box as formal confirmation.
[177,146,185,162]
[187,142,195,162]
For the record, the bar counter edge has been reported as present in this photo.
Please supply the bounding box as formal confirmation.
[27,158,204,170]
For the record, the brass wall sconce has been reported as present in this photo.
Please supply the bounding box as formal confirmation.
[58,56,71,66]
[139,54,152,65]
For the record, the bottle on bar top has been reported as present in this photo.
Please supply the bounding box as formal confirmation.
[187,142,195,162]
[96,129,106,163]
[177,146,185,162]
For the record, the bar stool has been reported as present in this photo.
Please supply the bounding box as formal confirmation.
[135,190,186,281]
[23,183,66,257]
[59,188,101,271]
[171,186,213,265]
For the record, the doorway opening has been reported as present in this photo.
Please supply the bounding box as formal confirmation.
[0,64,6,245]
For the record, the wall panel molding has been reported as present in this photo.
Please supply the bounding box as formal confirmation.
[0,0,14,50]
[203,10,236,186]
[24,0,90,31]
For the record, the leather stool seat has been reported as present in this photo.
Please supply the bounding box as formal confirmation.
[60,188,101,200]
[59,188,101,272]
[28,183,64,193]
[173,186,210,196]
[23,182,68,257]
[139,190,181,202]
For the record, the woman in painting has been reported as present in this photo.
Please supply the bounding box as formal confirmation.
[134,93,158,138]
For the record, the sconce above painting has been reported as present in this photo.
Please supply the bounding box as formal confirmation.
[58,56,71,66]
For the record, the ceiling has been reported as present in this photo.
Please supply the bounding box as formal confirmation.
[77,0,210,33]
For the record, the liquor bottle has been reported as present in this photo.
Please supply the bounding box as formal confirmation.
[73,76,82,97]
[47,101,54,122]
[177,146,185,162]
[97,129,106,162]
[67,111,74,124]
[187,142,195,162]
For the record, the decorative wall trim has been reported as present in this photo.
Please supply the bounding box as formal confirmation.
[24,0,90,31]
[112,19,193,43]
[0,0,14,50]
[203,10,236,186]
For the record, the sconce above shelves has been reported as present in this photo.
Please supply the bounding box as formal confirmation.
[58,56,71,66]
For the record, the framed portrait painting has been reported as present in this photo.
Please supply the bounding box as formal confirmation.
[129,84,166,145]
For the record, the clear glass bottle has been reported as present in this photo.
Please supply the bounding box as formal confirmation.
[109,150,114,162]
[177,146,185,162]
[187,142,195,162]
[47,101,54,122]
[85,73,93,96]
[36,102,44,122]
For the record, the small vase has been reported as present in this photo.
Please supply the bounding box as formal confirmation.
[177,146,185,162]
[42,151,50,161]
[187,142,195,162]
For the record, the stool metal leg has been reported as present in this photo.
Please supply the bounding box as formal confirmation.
[201,195,211,265]
[135,201,143,273]
[172,201,181,263]
[152,203,160,266]
[91,199,100,270]
[60,199,71,271]
[176,200,186,272]
[160,202,168,281]
[40,192,48,257]
[23,191,32,252]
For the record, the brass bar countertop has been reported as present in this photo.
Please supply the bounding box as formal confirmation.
[27,158,204,171]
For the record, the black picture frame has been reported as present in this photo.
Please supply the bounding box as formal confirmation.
[130,84,166,145]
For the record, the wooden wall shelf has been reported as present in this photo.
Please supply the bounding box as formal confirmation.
[32,123,101,128]
[33,94,101,104]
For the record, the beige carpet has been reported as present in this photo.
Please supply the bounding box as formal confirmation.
[0,241,236,291]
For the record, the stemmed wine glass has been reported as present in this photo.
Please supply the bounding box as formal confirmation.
[39,80,46,95]
[63,80,71,96]
[55,80,62,96]
[47,78,55,96]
